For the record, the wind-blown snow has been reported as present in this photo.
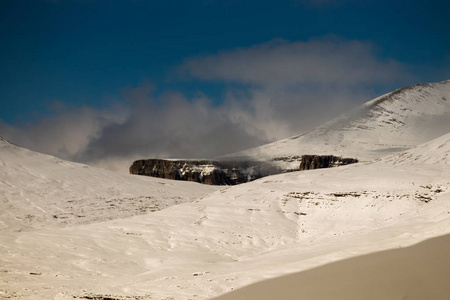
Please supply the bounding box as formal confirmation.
[1,133,450,299]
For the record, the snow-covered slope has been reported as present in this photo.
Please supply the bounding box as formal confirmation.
[227,80,450,168]
[0,137,220,231]
[1,133,449,299]
[380,132,450,165]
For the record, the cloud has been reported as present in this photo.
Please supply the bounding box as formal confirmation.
[178,37,413,140]
[1,81,268,172]
[0,102,125,161]
[1,38,414,173]
[223,85,374,141]
[76,84,267,168]
[179,37,411,87]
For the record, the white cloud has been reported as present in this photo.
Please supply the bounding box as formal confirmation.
[179,37,411,87]
[0,102,126,161]
[76,85,267,166]
[0,81,267,173]
[178,37,413,141]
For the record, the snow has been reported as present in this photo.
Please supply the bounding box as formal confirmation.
[225,80,450,167]
[380,132,450,165]
[0,138,220,231]
[1,132,450,299]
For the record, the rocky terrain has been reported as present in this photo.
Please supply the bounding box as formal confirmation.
[299,155,358,171]
[129,159,282,185]
[130,156,359,185]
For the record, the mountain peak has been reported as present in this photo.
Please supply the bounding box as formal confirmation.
[225,80,450,168]
[364,79,449,109]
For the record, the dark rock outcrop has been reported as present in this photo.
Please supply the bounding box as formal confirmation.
[130,155,359,185]
[299,155,358,171]
[129,159,282,185]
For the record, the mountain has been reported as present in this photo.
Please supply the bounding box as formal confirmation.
[127,80,450,184]
[0,137,219,231]
[2,80,449,299]
[225,80,450,169]
[2,132,449,299]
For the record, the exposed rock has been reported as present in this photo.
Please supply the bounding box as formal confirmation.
[299,155,358,171]
[129,159,282,185]
[130,155,359,185]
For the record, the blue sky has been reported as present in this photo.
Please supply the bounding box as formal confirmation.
[1,0,449,171]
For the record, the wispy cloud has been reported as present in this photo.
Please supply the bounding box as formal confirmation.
[179,37,411,87]
[75,82,267,171]
[178,37,413,140]
[0,102,125,161]
[1,81,267,172]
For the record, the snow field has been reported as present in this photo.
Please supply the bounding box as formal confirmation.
[1,134,450,299]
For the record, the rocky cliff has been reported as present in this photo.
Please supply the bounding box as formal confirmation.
[299,155,358,171]
[129,159,282,185]
[130,155,359,185]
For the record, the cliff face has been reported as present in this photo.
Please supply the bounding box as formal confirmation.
[129,159,282,185]
[130,155,359,185]
[299,155,358,171]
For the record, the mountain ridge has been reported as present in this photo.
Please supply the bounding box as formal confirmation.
[127,80,450,183]
[224,79,450,169]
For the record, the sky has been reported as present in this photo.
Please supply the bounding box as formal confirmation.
[1,0,449,172]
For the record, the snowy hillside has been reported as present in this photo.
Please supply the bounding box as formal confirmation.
[0,137,220,231]
[226,80,450,169]
[1,133,449,299]
[380,132,450,165]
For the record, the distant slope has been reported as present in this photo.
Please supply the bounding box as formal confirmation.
[226,80,450,168]
[380,132,450,165]
[0,137,220,231]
